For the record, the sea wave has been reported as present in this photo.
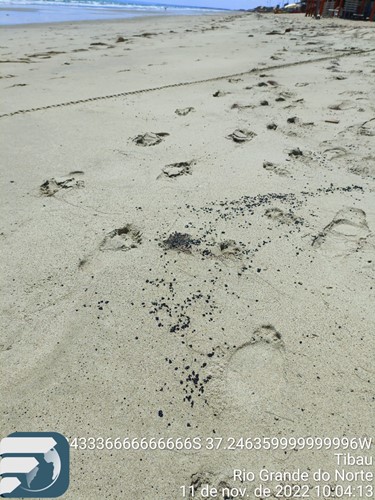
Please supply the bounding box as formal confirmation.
[0,0,221,11]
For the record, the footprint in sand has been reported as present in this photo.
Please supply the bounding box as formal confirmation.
[175,107,195,116]
[312,207,370,257]
[161,232,200,254]
[226,325,285,408]
[89,42,109,47]
[0,344,12,352]
[349,156,375,179]
[133,132,169,147]
[213,90,229,97]
[358,121,375,137]
[227,129,256,143]
[263,161,290,177]
[322,147,375,178]
[209,240,241,259]
[265,207,300,225]
[231,102,254,111]
[288,147,303,157]
[7,83,27,88]
[133,32,158,38]
[189,470,233,500]
[40,173,84,196]
[328,100,355,111]
[323,147,347,160]
[27,50,65,58]
[100,224,142,252]
[158,161,194,179]
[267,122,278,130]
[161,232,243,261]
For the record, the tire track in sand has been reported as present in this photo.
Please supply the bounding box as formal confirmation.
[1,49,374,119]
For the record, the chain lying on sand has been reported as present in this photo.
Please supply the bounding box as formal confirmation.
[1,48,374,119]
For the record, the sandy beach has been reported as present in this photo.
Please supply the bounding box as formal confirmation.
[1,10,375,499]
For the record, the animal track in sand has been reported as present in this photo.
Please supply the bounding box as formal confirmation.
[227,129,256,143]
[133,132,169,146]
[175,107,195,116]
[226,325,285,408]
[312,207,370,257]
[40,174,84,196]
[158,161,193,179]
[100,224,142,252]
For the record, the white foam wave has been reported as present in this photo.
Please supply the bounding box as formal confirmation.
[0,0,219,11]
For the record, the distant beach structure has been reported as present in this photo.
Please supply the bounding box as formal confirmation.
[305,0,375,19]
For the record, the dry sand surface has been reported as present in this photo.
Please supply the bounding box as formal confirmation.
[1,11,375,499]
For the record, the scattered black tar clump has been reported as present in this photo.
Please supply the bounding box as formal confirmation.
[141,183,364,416]
[161,232,201,253]
[287,116,298,124]
[289,147,303,157]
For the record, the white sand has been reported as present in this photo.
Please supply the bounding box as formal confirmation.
[1,12,375,499]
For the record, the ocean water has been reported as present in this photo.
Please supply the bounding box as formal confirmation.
[0,0,225,25]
